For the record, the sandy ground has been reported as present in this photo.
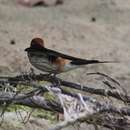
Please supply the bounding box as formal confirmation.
[0,0,130,129]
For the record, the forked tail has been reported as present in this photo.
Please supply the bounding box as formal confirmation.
[71,59,118,65]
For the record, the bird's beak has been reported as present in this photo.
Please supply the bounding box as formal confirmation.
[25,47,30,52]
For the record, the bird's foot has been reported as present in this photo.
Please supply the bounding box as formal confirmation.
[48,73,61,88]
[52,78,61,88]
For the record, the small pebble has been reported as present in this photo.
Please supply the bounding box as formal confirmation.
[10,39,16,45]
[91,17,96,22]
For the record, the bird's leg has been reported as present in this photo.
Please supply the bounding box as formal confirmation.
[49,73,61,88]
[28,67,36,81]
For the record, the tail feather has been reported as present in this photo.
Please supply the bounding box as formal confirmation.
[71,59,118,65]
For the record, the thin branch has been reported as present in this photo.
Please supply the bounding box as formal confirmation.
[0,74,129,103]
[86,72,120,86]
[0,92,62,113]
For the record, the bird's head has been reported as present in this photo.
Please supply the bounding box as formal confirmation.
[25,37,44,51]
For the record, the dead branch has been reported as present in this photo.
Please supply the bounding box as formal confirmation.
[0,90,130,130]
[0,73,129,103]
[0,73,130,130]
[0,91,62,113]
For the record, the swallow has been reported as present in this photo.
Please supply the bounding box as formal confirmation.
[25,37,114,75]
